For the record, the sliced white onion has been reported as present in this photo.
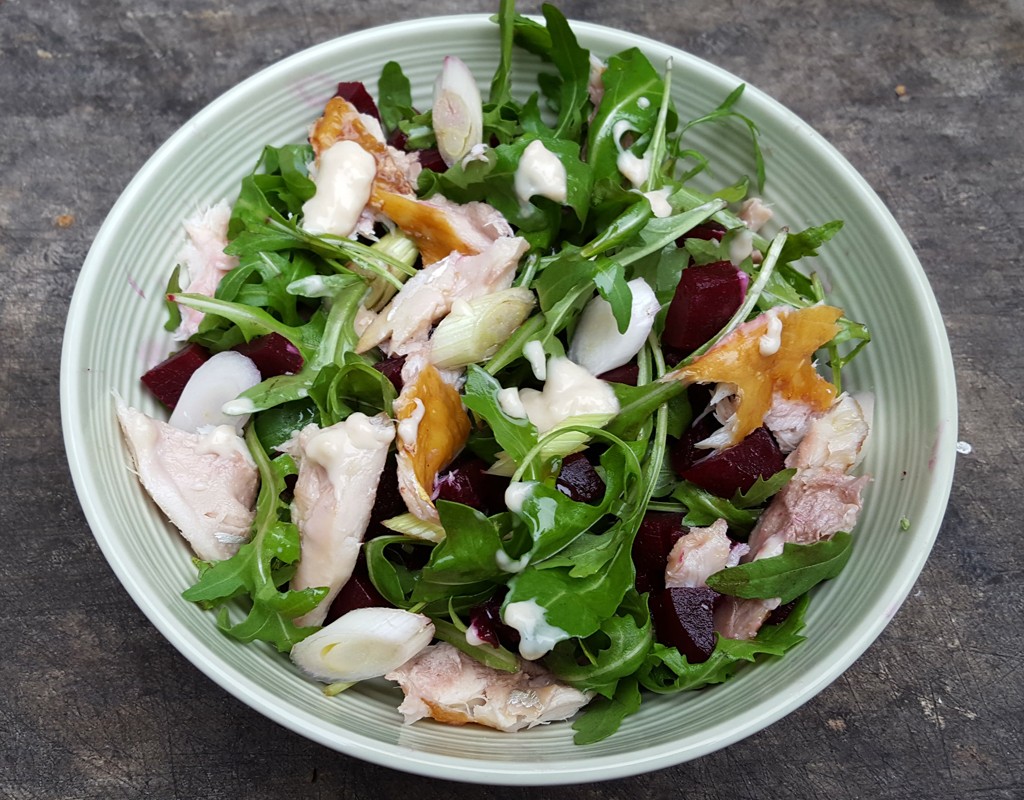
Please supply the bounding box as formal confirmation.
[168,350,261,434]
[429,287,536,369]
[432,56,483,167]
[568,278,660,376]
[290,607,435,683]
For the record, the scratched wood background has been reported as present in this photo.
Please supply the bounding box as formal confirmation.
[1,0,1020,797]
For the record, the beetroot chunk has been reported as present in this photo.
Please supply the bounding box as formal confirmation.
[334,81,381,122]
[365,453,406,539]
[662,260,749,353]
[469,589,520,651]
[433,456,509,515]
[651,586,720,663]
[416,147,448,173]
[555,453,606,504]
[597,363,639,385]
[325,557,391,624]
[373,355,406,393]
[679,427,785,498]
[676,220,728,244]
[233,333,303,378]
[140,343,211,409]
[632,512,687,595]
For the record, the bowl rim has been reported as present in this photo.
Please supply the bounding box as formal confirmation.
[61,12,958,785]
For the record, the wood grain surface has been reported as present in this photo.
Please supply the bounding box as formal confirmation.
[2,1,1020,797]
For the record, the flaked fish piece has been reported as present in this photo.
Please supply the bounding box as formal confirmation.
[310,96,417,196]
[738,197,773,233]
[666,305,843,451]
[714,394,872,640]
[356,235,529,355]
[115,401,257,562]
[282,413,395,627]
[745,468,870,562]
[713,595,779,641]
[385,643,591,732]
[173,201,239,340]
[393,358,471,523]
[665,519,733,589]
[309,95,508,266]
[371,191,515,266]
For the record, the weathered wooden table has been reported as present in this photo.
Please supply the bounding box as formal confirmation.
[2,1,1020,797]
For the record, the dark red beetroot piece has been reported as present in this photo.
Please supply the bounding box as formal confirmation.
[597,363,639,386]
[765,597,799,627]
[631,512,687,595]
[650,586,720,663]
[232,333,303,378]
[668,405,719,477]
[468,588,520,650]
[662,260,749,353]
[364,453,406,539]
[325,556,391,624]
[676,220,728,243]
[679,426,785,499]
[415,146,448,173]
[555,452,606,504]
[141,343,211,408]
[334,81,381,122]
[433,455,509,516]
[373,355,406,393]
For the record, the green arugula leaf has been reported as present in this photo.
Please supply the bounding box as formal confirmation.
[377,61,415,135]
[678,84,765,191]
[431,617,519,673]
[489,0,516,107]
[733,469,796,508]
[639,595,808,693]
[182,429,325,653]
[541,3,591,140]
[461,365,539,463]
[545,589,653,693]
[706,532,854,603]
[309,353,397,428]
[571,676,642,745]
[671,481,760,533]
[587,47,672,187]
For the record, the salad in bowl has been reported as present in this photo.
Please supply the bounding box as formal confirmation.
[111,0,874,746]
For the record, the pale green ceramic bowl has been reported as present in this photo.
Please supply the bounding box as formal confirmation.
[61,15,957,785]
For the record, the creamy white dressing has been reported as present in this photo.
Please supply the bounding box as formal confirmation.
[642,188,672,218]
[759,309,784,357]
[616,150,650,188]
[301,140,376,238]
[514,140,568,211]
[221,396,258,417]
[397,398,426,444]
[495,550,530,574]
[464,624,488,647]
[522,340,547,381]
[195,424,251,462]
[517,357,620,434]
[305,413,396,498]
[504,481,535,515]
[497,387,528,419]
[503,599,569,660]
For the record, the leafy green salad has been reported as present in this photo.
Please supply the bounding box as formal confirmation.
[120,0,873,744]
